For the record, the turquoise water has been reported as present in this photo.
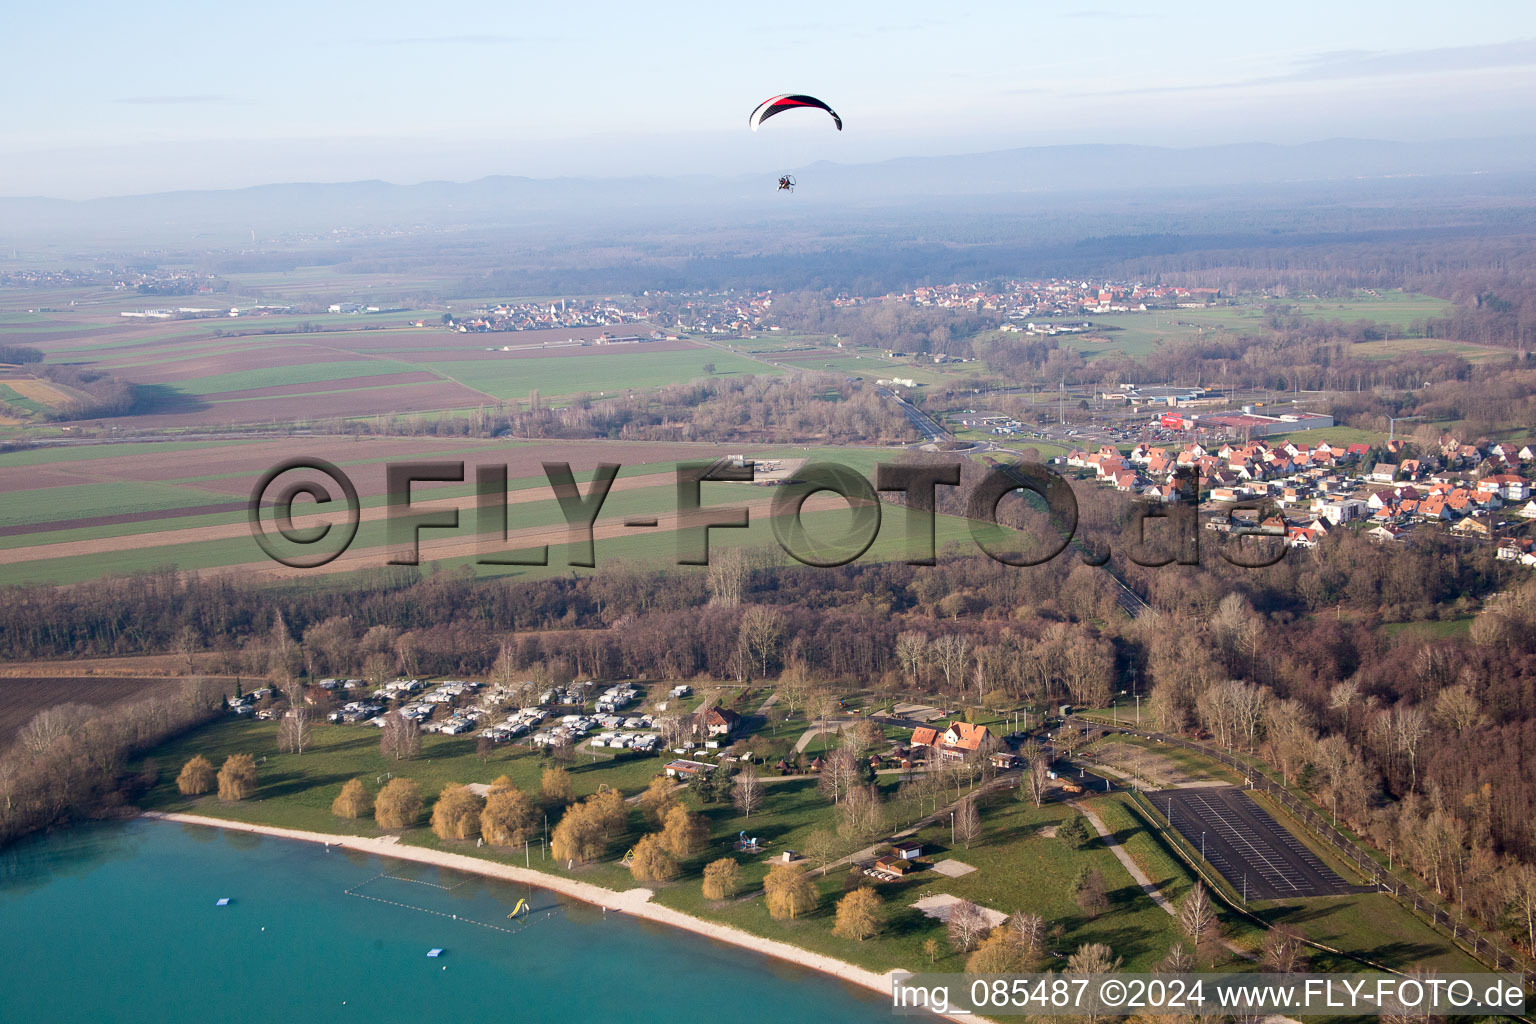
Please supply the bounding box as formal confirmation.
[0,820,897,1023]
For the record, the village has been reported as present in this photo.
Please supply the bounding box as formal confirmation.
[1059,430,1536,564]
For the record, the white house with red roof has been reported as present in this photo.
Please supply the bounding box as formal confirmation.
[909,721,995,763]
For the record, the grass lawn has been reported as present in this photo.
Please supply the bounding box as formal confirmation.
[1381,618,1473,641]
[1274,426,1387,447]
[142,717,666,838]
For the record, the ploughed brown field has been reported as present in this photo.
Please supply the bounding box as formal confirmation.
[78,381,489,430]
[0,676,186,747]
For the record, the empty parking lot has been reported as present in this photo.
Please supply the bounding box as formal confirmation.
[1158,786,1371,901]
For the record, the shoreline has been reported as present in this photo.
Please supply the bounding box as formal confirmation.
[142,811,951,1019]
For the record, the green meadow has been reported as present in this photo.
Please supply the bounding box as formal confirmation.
[424,349,779,401]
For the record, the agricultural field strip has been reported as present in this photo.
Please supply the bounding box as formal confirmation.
[203,377,449,405]
[0,459,680,549]
[163,359,425,397]
[0,468,692,561]
[0,457,912,565]
[0,440,272,468]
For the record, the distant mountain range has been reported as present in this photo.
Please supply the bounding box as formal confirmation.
[4,135,1534,243]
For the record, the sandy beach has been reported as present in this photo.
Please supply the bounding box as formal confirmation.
[142,811,944,1016]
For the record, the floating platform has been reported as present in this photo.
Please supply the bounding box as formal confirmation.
[215,898,231,906]
[427,949,444,958]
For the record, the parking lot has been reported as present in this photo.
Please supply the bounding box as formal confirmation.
[1159,786,1370,901]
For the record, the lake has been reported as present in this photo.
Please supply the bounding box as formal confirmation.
[0,819,898,1023]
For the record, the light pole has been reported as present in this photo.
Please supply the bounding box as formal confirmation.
[951,811,955,846]
[1201,832,1206,861]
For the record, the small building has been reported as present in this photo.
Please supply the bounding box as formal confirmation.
[990,752,1021,770]
[663,759,715,778]
[701,707,741,738]
[891,839,923,861]
[873,857,915,876]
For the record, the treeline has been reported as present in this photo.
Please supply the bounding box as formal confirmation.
[505,374,915,443]
[35,365,143,421]
[0,678,225,845]
[0,345,43,364]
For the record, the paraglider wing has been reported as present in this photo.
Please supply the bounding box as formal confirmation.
[749,94,842,132]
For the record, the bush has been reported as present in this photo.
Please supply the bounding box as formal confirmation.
[331,778,373,819]
[832,886,883,941]
[1057,814,1090,849]
[215,753,258,801]
[661,805,707,858]
[430,783,485,842]
[541,766,573,804]
[550,802,605,864]
[375,778,424,830]
[628,834,679,883]
[702,857,741,900]
[481,785,538,847]
[176,755,215,796]
[637,776,679,825]
[763,862,817,921]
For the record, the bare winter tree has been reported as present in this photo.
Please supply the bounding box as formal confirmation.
[1391,704,1429,792]
[1263,698,1316,785]
[1008,912,1045,963]
[1503,862,1536,961]
[1261,926,1306,973]
[895,630,928,687]
[1328,680,1360,741]
[836,784,886,844]
[929,634,970,696]
[17,704,91,756]
[379,710,422,761]
[818,748,861,804]
[277,707,313,755]
[732,764,763,819]
[707,547,748,607]
[946,899,989,952]
[955,796,982,848]
[1022,755,1051,808]
[738,605,785,677]
[1431,683,1484,737]
[1178,882,1217,963]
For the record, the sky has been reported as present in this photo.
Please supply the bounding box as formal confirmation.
[5,0,1536,198]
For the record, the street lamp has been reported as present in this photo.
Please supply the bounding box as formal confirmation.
[1201,832,1206,861]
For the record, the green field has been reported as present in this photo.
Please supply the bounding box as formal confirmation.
[0,479,235,527]
[0,383,47,418]
[1280,291,1455,328]
[171,359,423,397]
[424,349,779,401]
[1349,337,1508,363]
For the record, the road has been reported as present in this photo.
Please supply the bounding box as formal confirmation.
[874,385,950,444]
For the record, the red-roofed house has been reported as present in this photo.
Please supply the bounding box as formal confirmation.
[910,721,996,763]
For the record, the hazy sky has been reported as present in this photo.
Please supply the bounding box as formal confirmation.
[6,0,1536,197]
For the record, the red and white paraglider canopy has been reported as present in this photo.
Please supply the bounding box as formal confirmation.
[749,94,842,132]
